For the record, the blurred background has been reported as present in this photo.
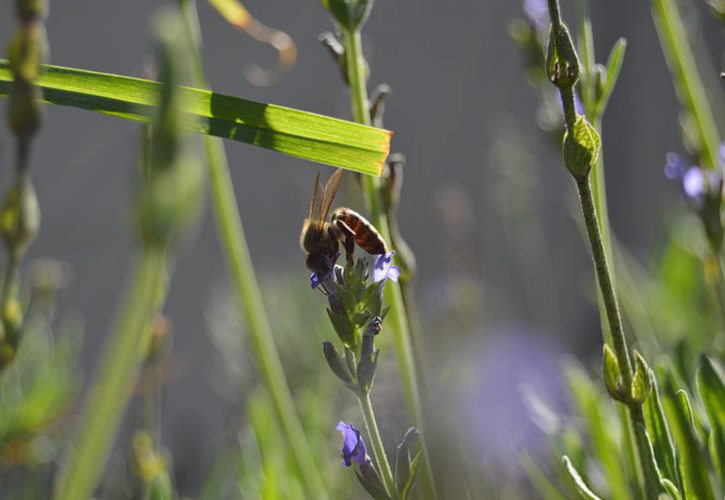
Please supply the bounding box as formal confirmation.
[0,0,722,497]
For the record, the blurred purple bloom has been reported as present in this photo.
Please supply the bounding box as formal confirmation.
[683,168,705,199]
[664,146,725,207]
[337,421,366,467]
[523,0,549,32]
[371,251,400,284]
[456,329,567,472]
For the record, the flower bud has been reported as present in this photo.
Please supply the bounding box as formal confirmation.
[320,0,373,31]
[322,341,354,387]
[563,115,600,180]
[6,83,42,140]
[356,317,380,394]
[136,10,203,250]
[16,0,48,23]
[0,177,40,255]
[603,344,626,402]
[545,23,580,89]
[394,427,421,494]
[631,350,652,404]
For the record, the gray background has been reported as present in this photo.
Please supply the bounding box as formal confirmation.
[0,0,721,494]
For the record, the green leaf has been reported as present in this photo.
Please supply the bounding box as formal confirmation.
[564,362,628,500]
[0,60,390,176]
[643,368,681,489]
[632,422,668,498]
[562,455,603,500]
[696,355,725,484]
[661,369,716,500]
[652,0,721,169]
[595,38,626,116]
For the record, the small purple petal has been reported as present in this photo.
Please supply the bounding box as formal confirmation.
[310,272,322,289]
[372,251,398,284]
[337,421,366,467]
[683,167,705,199]
[386,265,401,283]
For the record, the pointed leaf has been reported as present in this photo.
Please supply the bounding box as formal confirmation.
[0,61,390,176]
[632,422,667,498]
[354,468,389,500]
[394,427,420,494]
[661,370,716,500]
[595,37,626,116]
[561,455,603,500]
[401,449,423,500]
[643,368,681,489]
[696,356,725,482]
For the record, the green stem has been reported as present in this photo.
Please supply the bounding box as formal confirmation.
[652,0,721,169]
[55,249,166,500]
[358,392,399,500]
[576,178,633,388]
[341,26,436,498]
[576,178,660,497]
[177,2,328,498]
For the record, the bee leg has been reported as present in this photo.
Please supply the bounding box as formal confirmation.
[334,220,356,264]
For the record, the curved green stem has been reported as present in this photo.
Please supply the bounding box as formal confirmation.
[177,1,329,498]
[358,392,399,500]
[55,249,166,500]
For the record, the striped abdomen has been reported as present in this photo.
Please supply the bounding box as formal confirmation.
[331,208,388,255]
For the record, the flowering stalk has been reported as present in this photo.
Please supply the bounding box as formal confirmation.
[176,1,329,498]
[0,0,46,369]
[319,256,419,499]
[328,8,435,497]
[545,0,663,496]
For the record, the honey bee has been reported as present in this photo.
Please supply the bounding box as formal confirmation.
[300,169,389,279]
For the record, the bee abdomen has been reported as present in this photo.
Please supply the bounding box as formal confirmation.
[331,208,388,255]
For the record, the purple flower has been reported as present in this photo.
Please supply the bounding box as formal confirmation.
[664,147,724,208]
[683,167,705,199]
[371,251,401,284]
[336,421,366,467]
[310,253,340,290]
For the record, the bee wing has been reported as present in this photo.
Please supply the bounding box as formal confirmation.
[320,169,343,222]
[308,172,321,220]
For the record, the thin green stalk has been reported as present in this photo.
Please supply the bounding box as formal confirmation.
[341,25,436,499]
[575,2,615,336]
[177,1,328,498]
[652,0,721,169]
[55,249,166,500]
[547,0,660,495]
[577,178,659,498]
[358,392,399,500]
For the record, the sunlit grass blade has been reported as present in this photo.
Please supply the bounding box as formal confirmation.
[651,0,721,169]
[0,60,390,176]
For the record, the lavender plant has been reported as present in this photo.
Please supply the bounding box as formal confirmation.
[0,0,722,498]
